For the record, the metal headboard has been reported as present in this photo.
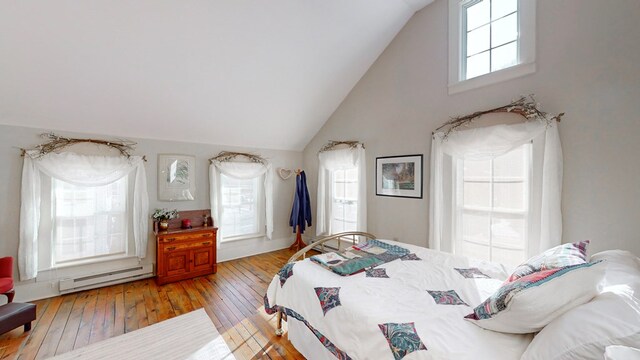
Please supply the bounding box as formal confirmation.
[286,231,377,263]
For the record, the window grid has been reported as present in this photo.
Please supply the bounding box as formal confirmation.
[463,0,519,79]
[455,144,530,267]
[220,175,262,240]
[52,178,128,266]
[331,169,358,234]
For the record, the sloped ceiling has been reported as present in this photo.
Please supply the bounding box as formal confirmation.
[0,0,432,151]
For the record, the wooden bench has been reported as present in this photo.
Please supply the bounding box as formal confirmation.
[0,302,36,335]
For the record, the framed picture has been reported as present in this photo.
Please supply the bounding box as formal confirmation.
[376,154,423,199]
[158,154,196,201]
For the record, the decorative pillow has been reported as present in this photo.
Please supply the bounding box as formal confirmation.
[521,251,640,360]
[506,240,590,282]
[465,261,605,334]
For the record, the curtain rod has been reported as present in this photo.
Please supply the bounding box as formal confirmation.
[209,151,267,165]
[318,140,365,153]
[20,132,146,161]
[434,95,564,138]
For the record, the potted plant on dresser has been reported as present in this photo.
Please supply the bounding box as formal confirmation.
[152,208,179,231]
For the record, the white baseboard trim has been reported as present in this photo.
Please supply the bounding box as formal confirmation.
[14,235,306,303]
[14,274,156,303]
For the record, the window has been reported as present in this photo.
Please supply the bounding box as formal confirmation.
[220,174,264,240]
[430,121,563,269]
[331,168,359,233]
[316,146,366,236]
[454,144,530,268]
[448,0,536,93]
[52,178,129,265]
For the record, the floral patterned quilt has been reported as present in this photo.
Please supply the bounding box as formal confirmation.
[265,240,533,360]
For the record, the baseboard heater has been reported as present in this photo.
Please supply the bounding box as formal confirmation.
[59,264,154,294]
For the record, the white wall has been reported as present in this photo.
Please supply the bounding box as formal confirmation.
[0,124,302,301]
[303,0,640,255]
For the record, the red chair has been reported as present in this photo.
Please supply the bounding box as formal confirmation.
[0,257,14,303]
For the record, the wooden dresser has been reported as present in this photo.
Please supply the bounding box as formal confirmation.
[154,210,218,285]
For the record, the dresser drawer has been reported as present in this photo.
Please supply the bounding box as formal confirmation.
[159,232,213,243]
[162,240,214,253]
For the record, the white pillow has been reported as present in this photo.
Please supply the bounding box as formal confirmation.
[605,346,640,360]
[521,251,640,360]
[466,261,605,334]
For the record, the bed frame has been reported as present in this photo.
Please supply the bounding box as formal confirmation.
[275,231,377,336]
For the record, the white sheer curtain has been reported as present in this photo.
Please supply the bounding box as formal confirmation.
[429,120,563,256]
[316,146,367,236]
[19,152,149,281]
[209,161,273,245]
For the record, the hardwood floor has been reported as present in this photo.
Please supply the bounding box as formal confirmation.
[0,248,306,360]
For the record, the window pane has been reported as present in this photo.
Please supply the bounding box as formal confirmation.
[331,168,358,235]
[492,0,517,20]
[221,175,260,238]
[493,182,526,211]
[463,159,491,180]
[53,178,127,264]
[461,212,490,244]
[494,144,527,179]
[344,182,358,200]
[491,13,518,47]
[466,0,490,31]
[345,168,358,181]
[466,51,490,79]
[491,215,526,248]
[467,25,490,56]
[491,41,518,72]
[463,182,491,208]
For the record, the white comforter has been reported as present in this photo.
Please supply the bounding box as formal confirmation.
[266,240,533,360]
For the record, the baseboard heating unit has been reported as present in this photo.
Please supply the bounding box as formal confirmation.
[59,264,154,293]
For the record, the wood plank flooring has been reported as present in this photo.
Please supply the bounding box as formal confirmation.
[0,248,307,360]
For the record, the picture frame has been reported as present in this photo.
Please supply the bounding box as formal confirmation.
[376,154,423,199]
[158,154,196,201]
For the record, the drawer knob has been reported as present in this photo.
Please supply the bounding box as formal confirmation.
[165,238,176,242]
[166,246,176,251]
[202,242,211,246]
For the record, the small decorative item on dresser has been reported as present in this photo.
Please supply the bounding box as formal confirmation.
[152,208,179,231]
[202,214,209,227]
[181,219,192,229]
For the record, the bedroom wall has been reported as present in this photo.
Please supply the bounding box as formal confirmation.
[0,124,302,301]
[302,0,640,256]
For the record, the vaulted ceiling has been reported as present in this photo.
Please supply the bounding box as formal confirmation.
[0,0,433,151]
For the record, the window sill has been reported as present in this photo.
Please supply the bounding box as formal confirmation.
[220,233,267,244]
[448,62,536,95]
[40,254,137,272]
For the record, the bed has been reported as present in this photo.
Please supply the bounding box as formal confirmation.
[264,232,640,360]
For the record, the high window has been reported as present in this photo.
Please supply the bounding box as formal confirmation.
[448,0,536,93]
[454,144,530,268]
[331,168,359,233]
[52,177,129,265]
[219,174,264,240]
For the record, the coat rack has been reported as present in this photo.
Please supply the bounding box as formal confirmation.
[289,169,310,252]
